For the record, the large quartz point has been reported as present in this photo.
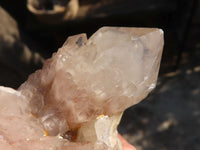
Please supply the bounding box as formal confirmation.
[0,27,163,150]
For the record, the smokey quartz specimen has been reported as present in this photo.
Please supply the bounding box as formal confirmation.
[0,27,163,150]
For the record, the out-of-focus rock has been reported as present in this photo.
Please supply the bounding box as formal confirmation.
[27,0,79,24]
[26,0,176,25]
[0,27,163,149]
[0,6,43,88]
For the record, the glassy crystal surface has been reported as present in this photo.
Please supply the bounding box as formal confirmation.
[0,27,164,150]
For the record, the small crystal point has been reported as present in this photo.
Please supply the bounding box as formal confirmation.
[0,27,164,149]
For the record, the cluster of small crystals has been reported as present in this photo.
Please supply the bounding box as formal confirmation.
[0,27,164,150]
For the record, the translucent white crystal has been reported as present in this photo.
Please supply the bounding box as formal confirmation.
[0,27,164,150]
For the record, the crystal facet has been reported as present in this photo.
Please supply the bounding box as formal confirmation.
[0,27,164,149]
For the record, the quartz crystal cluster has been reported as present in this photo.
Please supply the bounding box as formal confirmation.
[0,27,164,150]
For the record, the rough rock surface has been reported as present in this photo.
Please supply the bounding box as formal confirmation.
[0,27,163,149]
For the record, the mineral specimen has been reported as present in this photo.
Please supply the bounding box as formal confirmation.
[0,27,163,149]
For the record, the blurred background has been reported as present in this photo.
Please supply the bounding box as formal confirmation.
[0,0,200,149]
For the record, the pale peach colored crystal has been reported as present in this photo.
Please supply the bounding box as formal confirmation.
[0,27,164,150]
